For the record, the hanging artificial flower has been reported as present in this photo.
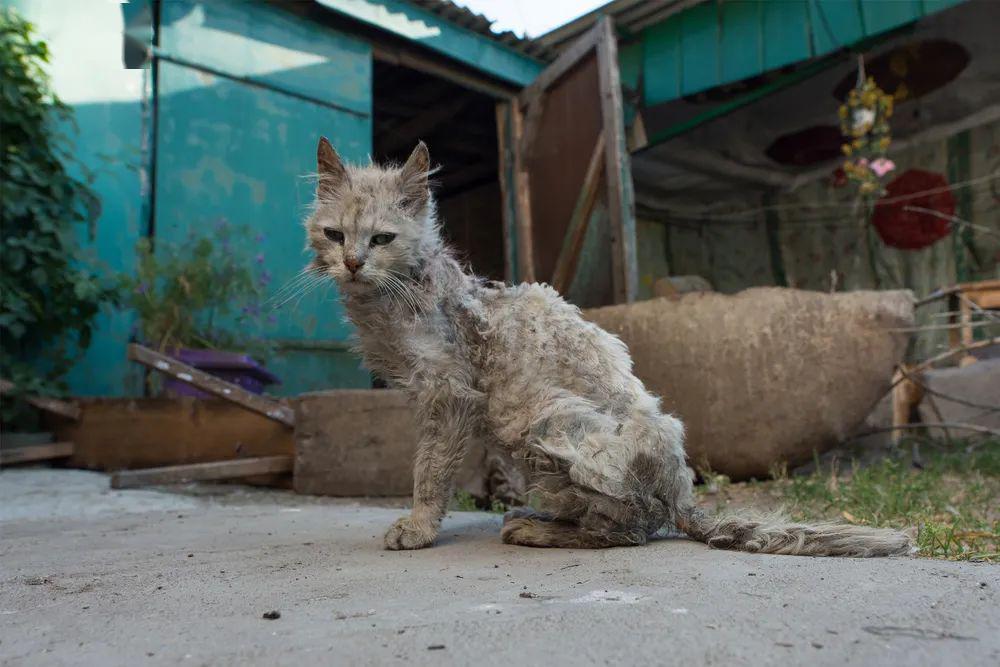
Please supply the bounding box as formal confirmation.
[839,58,895,196]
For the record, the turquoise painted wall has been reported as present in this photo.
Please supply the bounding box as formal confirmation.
[641,0,968,107]
[154,0,375,394]
[8,0,388,395]
[5,0,147,396]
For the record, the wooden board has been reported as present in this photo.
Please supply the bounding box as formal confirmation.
[127,344,295,427]
[47,397,293,472]
[294,390,418,496]
[596,16,639,304]
[110,456,292,489]
[551,131,605,294]
[0,442,74,466]
[0,378,80,420]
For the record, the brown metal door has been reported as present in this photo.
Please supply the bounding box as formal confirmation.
[497,16,637,307]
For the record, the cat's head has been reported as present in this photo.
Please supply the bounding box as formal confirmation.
[305,137,438,294]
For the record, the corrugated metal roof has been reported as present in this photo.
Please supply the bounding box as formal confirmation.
[404,0,559,60]
[536,0,705,52]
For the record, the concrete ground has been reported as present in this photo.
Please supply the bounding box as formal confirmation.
[1,469,997,666]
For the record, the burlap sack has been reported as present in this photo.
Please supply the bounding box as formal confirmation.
[584,288,913,480]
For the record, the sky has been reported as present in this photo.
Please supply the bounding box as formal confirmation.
[452,0,609,39]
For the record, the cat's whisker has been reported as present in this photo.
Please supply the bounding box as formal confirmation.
[272,273,325,310]
[266,267,324,305]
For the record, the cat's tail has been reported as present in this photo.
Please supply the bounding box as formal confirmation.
[675,505,912,557]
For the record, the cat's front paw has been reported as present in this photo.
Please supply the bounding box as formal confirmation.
[384,516,436,550]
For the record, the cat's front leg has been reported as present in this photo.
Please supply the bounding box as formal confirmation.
[384,397,474,550]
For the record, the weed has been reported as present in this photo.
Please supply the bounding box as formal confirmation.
[697,437,1000,562]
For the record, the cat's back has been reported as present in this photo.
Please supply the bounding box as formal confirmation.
[481,282,635,394]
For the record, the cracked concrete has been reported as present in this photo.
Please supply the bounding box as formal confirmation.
[1,468,997,666]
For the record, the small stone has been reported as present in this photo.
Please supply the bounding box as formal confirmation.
[262,610,281,620]
[812,642,823,649]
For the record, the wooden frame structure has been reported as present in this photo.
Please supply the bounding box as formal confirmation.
[947,279,1000,367]
[496,16,638,303]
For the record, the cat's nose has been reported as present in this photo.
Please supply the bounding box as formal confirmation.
[344,257,364,274]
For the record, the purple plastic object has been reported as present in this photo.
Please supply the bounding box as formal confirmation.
[163,348,280,399]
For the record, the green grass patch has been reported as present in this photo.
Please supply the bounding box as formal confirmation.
[702,438,1000,562]
[450,489,508,514]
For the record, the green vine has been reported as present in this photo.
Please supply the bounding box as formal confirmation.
[0,9,117,427]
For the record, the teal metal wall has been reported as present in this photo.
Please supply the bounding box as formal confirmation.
[154,0,374,394]
[640,0,967,107]
[5,0,148,396]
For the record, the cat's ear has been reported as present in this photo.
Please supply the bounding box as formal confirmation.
[399,141,430,212]
[317,136,349,198]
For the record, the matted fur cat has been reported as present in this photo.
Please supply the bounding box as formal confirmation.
[304,138,911,557]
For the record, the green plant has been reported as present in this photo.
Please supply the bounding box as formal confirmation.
[0,9,116,426]
[698,437,1000,562]
[119,219,272,354]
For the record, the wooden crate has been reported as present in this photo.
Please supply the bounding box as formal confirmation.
[48,397,293,474]
[293,390,418,496]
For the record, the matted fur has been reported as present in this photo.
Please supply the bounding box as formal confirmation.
[302,139,912,558]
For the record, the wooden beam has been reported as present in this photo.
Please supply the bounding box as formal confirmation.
[518,21,601,108]
[0,378,81,420]
[110,456,293,490]
[551,131,606,294]
[372,44,517,100]
[518,94,545,160]
[596,16,638,304]
[127,344,295,428]
[510,103,536,283]
[496,101,517,283]
[0,441,74,466]
[380,97,472,155]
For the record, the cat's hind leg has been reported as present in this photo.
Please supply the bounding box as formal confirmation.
[501,508,645,549]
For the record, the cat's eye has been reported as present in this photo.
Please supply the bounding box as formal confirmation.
[324,228,344,244]
[370,233,396,247]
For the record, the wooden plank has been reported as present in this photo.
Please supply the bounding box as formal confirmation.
[371,44,519,100]
[517,94,545,160]
[48,397,293,472]
[596,16,638,304]
[0,378,81,421]
[294,390,417,497]
[495,101,518,283]
[110,456,292,490]
[510,103,536,283]
[127,344,295,427]
[0,442,74,466]
[551,131,605,294]
[518,21,601,107]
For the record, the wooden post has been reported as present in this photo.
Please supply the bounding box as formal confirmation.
[551,131,606,294]
[127,344,295,427]
[510,102,536,284]
[495,101,517,283]
[957,297,975,368]
[596,15,638,304]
